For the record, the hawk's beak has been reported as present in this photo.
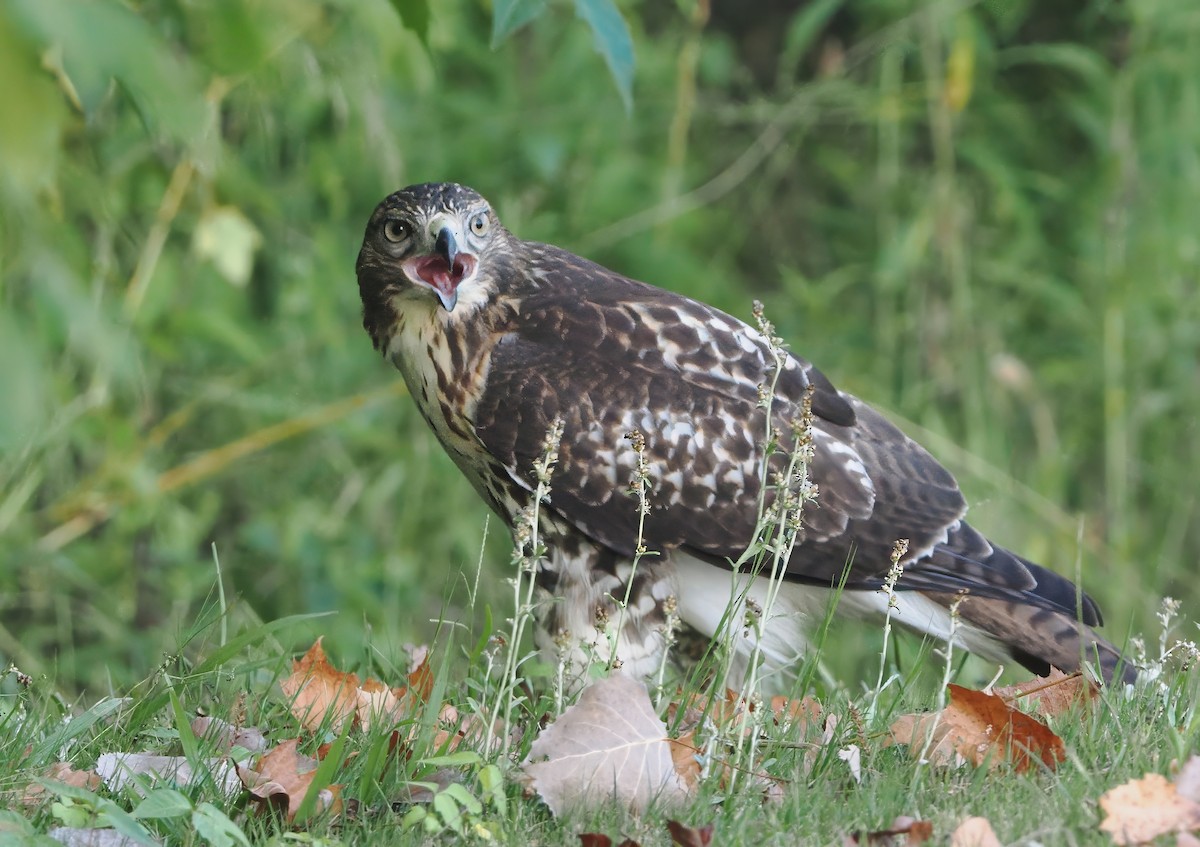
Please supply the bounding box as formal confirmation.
[433,226,459,311]
[434,226,458,273]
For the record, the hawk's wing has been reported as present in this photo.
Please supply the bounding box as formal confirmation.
[472,245,1094,621]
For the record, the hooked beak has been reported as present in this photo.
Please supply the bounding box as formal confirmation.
[401,221,477,312]
[435,226,458,272]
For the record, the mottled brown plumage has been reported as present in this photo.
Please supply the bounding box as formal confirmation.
[356,182,1135,685]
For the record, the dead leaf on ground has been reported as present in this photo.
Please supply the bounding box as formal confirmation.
[19,762,102,808]
[1099,772,1200,845]
[769,694,822,734]
[667,730,702,791]
[238,738,342,821]
[191,715,267,756]
[667,818,714,847]
[949,817,1003,847]
[846,816,933,845]
[994,667,1098,718]
[46,828,154,847]
[577,835,641,847]
[95,752,241,796]
[280,638,433,734]
[523,675,690,815]
[886,683,1064,772]
[1175,755,1200,804]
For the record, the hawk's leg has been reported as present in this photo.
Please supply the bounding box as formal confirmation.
[532,528,677,687]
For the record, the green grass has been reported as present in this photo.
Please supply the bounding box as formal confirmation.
[2,595,1198,846]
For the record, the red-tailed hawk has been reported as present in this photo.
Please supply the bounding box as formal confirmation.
[356,182,1134,685]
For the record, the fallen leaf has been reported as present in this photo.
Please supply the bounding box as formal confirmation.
[769,695,822,733]
[280,639,361,733]
[839,744,863,785]
[1176,756,1200,804]
[46,828,154,847]
[576,834,643,847]
[667,818,714,846]
[994,668,1098,718]
[887,684,1064,772]
[95,753,241,796]
[667,731,702,791]
[1099,773,1200,845]
[949,817,1003,847]
[238,738,342,821]
[191,716,267,756]
[20,762,102,808]
[406,648,435,703]
[847,816,933,845]
[523,675,690,815]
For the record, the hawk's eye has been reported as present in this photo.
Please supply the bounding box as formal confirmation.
[383,219,409,243]
[469,213,489,236]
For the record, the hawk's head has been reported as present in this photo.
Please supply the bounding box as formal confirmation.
[357,183,509,346]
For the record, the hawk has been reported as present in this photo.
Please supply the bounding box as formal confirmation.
[356,182,1134,686]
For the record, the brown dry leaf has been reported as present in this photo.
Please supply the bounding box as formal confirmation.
[577,836,641,847]
[280,638,362,732]
[20,762,102,807]
[667,730,702,791]
[1099,773,1200,845]
[846,816,933,846]
[407,648,435,703]
[994,668,1098,718]
[667,818,714,847]
[887,684,1064,772]
[769,695,822,733]
[578,835,614,847]
[523,675,690,815]
[238,738,342,821]
[281,638,431,734]
[949,817,1003,847]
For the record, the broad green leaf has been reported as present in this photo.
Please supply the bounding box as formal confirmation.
[387,0,432,46]
[432,791,463,831]
[132,788,192,820]
[420,750,482,767]
[573,0,634,110]
[193,206,263,288]
[491,0,547,46]
[192,803,250,847]
[443,782,483,816]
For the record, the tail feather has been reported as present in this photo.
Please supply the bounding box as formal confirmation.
[932,593,1136,684]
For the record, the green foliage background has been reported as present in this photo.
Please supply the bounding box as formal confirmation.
[1,0,1196,693]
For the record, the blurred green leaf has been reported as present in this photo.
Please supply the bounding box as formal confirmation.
[8,0,206,146]
[132,789,192,820]
[573,0,634,109]
[387,0,432,46]
[491,0,547,46]
[191,803,250,847]
[193,206,263,288]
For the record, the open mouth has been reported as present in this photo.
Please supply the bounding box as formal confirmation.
[402,253,478,309]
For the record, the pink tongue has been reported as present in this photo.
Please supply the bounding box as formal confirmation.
[406,254,476,297]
